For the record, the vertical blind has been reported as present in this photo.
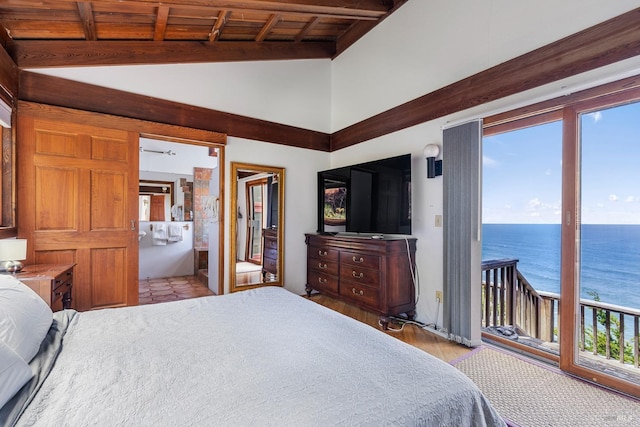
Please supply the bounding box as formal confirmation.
[442,120,482,347]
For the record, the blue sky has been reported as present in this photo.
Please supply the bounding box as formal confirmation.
[483,101,640,224]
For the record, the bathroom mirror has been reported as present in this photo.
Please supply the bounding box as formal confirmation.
[139,175,194,221]
[230,162,284,292]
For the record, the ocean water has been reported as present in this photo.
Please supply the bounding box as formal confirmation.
[482,224,640,310]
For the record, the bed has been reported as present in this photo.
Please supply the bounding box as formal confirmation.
[1,275,505,426]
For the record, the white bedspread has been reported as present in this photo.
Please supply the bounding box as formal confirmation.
[16,287,504,426]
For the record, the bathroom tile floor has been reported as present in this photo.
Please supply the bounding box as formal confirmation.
[139,275,214,305]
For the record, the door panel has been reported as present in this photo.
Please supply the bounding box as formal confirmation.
[91,170,127,230]
[568,101,640,395]
[35,166,78,230]
[91,247,127,308]
[18,111,139,311]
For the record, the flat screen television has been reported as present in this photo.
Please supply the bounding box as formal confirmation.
[317,154,412,235]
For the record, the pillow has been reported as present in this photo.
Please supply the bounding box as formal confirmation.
[0,275,53,362]
[0,340,33,409]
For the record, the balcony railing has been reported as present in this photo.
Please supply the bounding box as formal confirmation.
[481,258,640,369]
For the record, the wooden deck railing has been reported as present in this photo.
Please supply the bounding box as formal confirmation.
[481,258,640,369]
[481,259,545,339]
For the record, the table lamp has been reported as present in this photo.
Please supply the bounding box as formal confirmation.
[0,238,27,273]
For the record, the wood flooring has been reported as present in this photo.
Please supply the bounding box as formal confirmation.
[305,292,472,363]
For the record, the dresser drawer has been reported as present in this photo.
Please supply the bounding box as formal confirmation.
[263,257,277,274]
[17,264,75,311]
[264,237,277,250]
[309,246,339,263]
[309,258,339,276]
[51,281,72,312]
[307,270,339,294]
[340,251,380,270]
[339,265,380,287]
[339,281,379,308]
[54,269,73,287]
[263,247,278,261]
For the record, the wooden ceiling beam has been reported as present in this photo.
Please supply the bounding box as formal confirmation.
[0,25,12,49]
[76,2,97,41]
[9,40,336,67]
[153,5,171,41]
[40,0,388,20]
[335,0,407,57]
[209,10,230,42]
[18,71,331,151]
[256,14,280,42]
[295,16,320,42]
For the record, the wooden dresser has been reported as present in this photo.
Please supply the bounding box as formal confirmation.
[262,228,278,281]
[305,234,416,329]
[16,264,75,312]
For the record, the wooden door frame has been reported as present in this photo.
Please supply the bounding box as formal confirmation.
[244,177,267,264]
[18,101,228,296]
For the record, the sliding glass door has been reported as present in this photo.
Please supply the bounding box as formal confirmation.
[484,89,640,398]
[562,99,640,394]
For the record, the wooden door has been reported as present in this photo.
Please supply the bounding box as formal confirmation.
[18,111,139,311]
[149,195,165,221]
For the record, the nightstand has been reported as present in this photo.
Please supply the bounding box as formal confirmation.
[16,264,75,311]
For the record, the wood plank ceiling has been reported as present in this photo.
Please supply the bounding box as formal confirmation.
[0,0,407,67]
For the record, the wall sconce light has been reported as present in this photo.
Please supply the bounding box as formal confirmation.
[0,238,27,274]
[423,144,442,178]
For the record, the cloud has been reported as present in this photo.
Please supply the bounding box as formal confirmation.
[545,169,552,176]
[528,198,543,209]
[483,155,499,167]
[586,111,602,122]
[609,194,618,202]
[625,196,638,203]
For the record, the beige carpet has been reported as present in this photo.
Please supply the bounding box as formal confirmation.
[452,346,640,426]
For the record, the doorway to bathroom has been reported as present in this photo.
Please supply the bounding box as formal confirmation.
[138,137,223,301]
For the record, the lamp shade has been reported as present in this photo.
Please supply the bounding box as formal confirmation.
[0,239,27,261]
[423,144,440,159]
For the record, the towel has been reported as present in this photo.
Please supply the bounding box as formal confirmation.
[152,223,167,246]
[167,223,183,242]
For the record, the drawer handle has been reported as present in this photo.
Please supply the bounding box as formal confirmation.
[318,250,328,256]
[317,277,327,284]
[352,288,364,296]
[352,256,364,263]
[318,263,327,270]
[352,271,363,279]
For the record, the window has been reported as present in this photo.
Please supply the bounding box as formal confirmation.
[0,121,16,238]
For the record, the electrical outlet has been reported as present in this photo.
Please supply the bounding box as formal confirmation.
[436,290,443,303]
[435,215,442,227]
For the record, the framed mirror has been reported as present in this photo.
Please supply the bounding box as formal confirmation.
[230,162,284,292]
[139,175,194,222]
